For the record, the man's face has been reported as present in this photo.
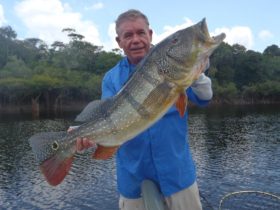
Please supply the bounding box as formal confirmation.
[116,18,153,65]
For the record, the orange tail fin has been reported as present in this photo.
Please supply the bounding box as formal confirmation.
[40,154,74,186]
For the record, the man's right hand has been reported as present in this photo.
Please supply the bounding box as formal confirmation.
[76,137,95,152]
[68,126,95,153]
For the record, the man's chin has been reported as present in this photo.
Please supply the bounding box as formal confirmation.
[132,55,145,64]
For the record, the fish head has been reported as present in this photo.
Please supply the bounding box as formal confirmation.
[29,131,72,164]
[155,18,226,87]
[29,131,76,186]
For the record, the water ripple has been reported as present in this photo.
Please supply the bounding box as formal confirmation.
[0,106,279,209]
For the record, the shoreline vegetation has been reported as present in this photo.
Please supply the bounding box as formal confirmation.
[0,26,279,118]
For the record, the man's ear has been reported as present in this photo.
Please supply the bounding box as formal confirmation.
[116,36,122,48]
[149,29,153,43]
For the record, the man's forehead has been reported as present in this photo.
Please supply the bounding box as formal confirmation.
[117,18,149,34]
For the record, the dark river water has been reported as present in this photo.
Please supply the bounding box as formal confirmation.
[0,105,279,210]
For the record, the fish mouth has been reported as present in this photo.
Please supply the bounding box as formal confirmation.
[205,33,226,56]
[200,18,210,38]
[199,18,226,45]
[213,33,226,44]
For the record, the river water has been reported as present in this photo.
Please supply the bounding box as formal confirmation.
[0,105,279,209]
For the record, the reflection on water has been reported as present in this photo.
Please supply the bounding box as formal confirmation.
[0,119,118,209]
[189,105,280,209]
[0,105,279,209]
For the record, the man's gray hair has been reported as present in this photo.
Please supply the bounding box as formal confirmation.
[115,9,150,34]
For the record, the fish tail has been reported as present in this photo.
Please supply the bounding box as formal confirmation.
[29,131,74,186]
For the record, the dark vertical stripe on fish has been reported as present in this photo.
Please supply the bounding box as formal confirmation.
[141,82,175,111]
[140,70,161,87]
[121,88,151,118]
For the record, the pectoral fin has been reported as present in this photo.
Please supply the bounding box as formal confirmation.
[175,93,188,117]
[92,145,119,160]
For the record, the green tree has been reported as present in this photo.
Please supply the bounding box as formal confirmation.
[0,26,17,39]
[234,50,264,88]
[263,44,280,56]
[0,26,17,67]
[0,55,31,78]
[94,51,122,75]
[210,42,235,85]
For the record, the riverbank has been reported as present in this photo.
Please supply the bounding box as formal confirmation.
[0,101,88,120]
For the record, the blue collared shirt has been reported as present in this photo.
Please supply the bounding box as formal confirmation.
[101,57,210,198]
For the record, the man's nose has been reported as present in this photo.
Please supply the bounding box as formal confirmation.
[131,34,141,43]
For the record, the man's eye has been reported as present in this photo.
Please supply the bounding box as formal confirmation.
[124,34,132,39]
[138,31,146,36]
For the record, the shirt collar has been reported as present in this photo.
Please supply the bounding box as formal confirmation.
[123,57,136,74]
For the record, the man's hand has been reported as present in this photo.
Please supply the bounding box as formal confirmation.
[191,58,213,101]
[76,137,95,152]
[68,126,95,153]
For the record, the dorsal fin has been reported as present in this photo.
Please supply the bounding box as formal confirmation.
[75,100,104,122]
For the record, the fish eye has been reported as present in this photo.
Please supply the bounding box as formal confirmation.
[172,38,178,44]
[52,141,59,150]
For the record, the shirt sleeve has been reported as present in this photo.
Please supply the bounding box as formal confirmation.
[101,73,115,99]
[187,86,211,107]
[190,73,213,101]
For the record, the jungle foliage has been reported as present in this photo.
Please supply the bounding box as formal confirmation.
[209,43,280,103]
[0,25,279,114]
[0,26,122,113]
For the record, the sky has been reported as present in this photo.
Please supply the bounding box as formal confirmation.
[0,0,278,53]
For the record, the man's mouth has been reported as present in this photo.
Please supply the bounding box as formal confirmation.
[130,47,144,52]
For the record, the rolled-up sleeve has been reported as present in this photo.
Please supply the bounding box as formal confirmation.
[190,73,213,101]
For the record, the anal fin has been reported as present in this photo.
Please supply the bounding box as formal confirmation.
[92,145,119,160]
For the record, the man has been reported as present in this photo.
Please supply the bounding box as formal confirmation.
[76,9,212,210]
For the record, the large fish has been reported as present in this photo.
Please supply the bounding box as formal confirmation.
[29,18,225,186]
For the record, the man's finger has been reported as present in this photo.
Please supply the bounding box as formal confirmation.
[76,138,83,152]
[68,126,80,133]
[83,138,94,148]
